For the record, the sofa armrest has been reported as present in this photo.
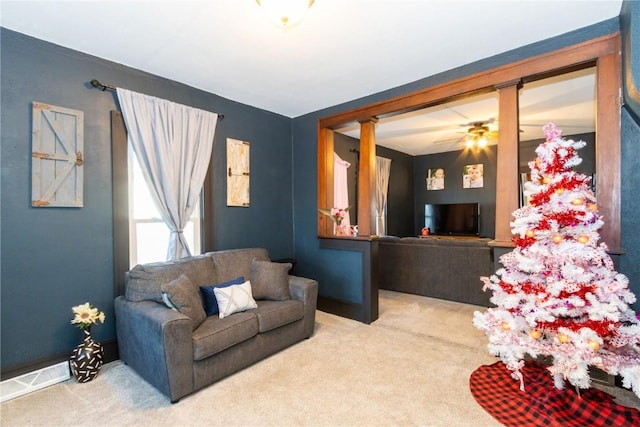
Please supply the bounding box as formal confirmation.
[288,275,318,338]
[115,296,193,402]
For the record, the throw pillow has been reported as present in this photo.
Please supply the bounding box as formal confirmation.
[213,281,258,319]
[210,248,270,283]
[126,254,216,303]
[199,276,245,316]
[250,259,291,301]
[161,274,206,330]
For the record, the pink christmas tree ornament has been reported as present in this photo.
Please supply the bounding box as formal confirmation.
[473,123,640,397]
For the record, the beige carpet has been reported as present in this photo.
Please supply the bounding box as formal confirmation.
[2,290,638,426]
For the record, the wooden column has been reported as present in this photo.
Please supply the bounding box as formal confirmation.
[318,127,335,236]
[492,80,521,247]
[357,117,378,236]
[596,50,622,252]
[111,111,130,297]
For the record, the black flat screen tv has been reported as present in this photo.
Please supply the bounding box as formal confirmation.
[424,203,480,236]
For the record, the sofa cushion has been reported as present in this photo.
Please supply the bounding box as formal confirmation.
[192,312,258,361]
[250,259,291,301]
[214,281,258,319]
[210,248,270,283]
[199,276,245,316]
[253,300,304,333]
[161,275,206,331]
[126,254,217,303]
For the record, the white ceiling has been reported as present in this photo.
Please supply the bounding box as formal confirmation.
[0,0,621,154]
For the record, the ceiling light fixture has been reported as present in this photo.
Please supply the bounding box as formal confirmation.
[465,122,490,150]
[466,134,489,150]
[256,0,315,29]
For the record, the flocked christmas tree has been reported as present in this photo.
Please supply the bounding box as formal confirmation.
[474,123,640,398]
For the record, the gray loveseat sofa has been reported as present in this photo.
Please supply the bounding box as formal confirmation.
[114,248,318,402]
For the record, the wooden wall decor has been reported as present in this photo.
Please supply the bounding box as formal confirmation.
[226,138,250,207]
[31,102,84,207]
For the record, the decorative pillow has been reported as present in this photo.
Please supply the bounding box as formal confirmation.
[199,276,245,316]
[210,248,270,283]
[250,259,291,301]
[126,254,216,303]
[161,274,206,330]
[213,281,258,319]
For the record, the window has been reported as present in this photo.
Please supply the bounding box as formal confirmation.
[128,144,201,267]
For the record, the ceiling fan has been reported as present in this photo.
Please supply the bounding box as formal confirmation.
[431,118,498,148]
[462,119,498,149]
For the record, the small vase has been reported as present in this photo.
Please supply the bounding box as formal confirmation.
[69,328,104,383]
[334,223,349,236]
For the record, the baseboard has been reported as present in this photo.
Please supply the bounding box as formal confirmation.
[1,361,70,402]
[1,339,119,381]
[317,296,366,323]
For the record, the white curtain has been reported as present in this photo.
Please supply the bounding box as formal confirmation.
[334,153,351,231]
[117,88,218,260]
[375,156,392,235]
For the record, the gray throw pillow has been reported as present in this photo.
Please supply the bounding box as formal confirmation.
[210,248,270,282]
[126,255,216,303]
[249,259,291,301]
[161,274,206,330]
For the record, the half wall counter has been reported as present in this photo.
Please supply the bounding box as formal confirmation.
[378,236,494,307]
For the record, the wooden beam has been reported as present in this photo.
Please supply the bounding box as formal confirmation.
[492,81,521,247]
[596,47,622,252]
[358,118,378,236]
[319,34,618,129]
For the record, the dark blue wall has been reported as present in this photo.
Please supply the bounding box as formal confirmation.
[621,107,640,310]
[620,2,640,308]
[414,146,497,238]
[377,145,414,238]
[2,5,639,373]
[1,28,293,371]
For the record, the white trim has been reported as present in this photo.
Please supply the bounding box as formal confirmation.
[0,362,70,402]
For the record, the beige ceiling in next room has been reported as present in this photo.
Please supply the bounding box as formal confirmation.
[336,67,596,156]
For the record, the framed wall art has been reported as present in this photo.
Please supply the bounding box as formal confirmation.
[226,138,250,207]
[463,163,484,189]
[31,102,84,207]
[426,167,445,190]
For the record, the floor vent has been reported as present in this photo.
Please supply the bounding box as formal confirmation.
[1,362,70,402]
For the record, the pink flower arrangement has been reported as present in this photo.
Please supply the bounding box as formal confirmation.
[319,207,349,226]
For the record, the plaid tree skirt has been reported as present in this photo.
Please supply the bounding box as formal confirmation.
[470,361,640,427]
